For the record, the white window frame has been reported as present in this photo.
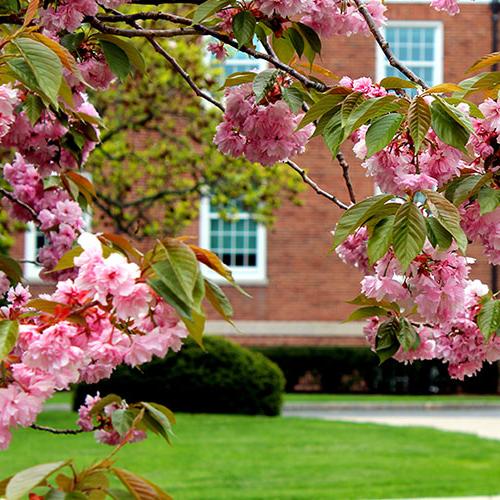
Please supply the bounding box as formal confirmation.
[199,197,267,285]
[376,21,444,87]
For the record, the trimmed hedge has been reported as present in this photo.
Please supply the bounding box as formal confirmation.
[253,346,500,394]
[74,336,285,416]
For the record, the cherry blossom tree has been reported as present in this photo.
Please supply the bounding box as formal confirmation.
[0,0,498,496]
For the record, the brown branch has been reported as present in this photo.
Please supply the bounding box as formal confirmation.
[0,188,38,219]
[285,160,349,210]
[336,152,356,204]
[30,423,97,435]
[90,15,225,111]
[353,0,429,89]
[91,13,327,91]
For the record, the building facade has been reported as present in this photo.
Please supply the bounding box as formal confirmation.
[16,1,497,348]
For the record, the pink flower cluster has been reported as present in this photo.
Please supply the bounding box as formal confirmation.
[2,154,84,274]
[301,0,386,38]
[78,393,146,445]
[339,76,387,98]
[353,127,464,195]
[41,0,129,33]
[460,201,500,265]
[0,233,187,449]
[0,85,18,139]
[362,280,499,379]
[335,227,370,273]
[214,84,314,166]
[361,246,471,326]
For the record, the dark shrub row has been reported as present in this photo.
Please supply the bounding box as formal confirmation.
[252,346,500,394]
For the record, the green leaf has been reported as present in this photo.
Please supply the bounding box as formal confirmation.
[287,27,304,58]
[192,0,230,23]
[0,320,18,361]
[6,461,69,500]
[435,97,474,134]
[426,217,453,250]
[151,240,202,313]
[341,92,365,126]
[232,11,256,48]
[23,94,44,125]
[379,76,417,89]
[205,279,234,323]
[392,202,426,271]
[95,35,146,73]
[0,254,22,283]
[346,306,388,321]
[347,293,400,313]
[12,38,62,108]
[99,40,131,81]
[344,95,400,136]
[430,101,470,153]
[367,215,394,264]
[271,33,295,65]
[112,468,172,500]
[365,114,404,157]
[332,194,394,248]
[294,22,321,54]
[90,394,122,416]
[322,113,344,157]
[446,173,491,206]
[408,97,431,152]
[398,318,420,352]
[478,187,500,215]
[253,69,278,103]
[112,409,136,438]
[220,71,256,89]
[375,318,401,364]
[281,86,304,113]
[478,299,500,341]
[60,32,85,53]
[423,190,467,252]
[142,402,174,443]
[297,94,345,129]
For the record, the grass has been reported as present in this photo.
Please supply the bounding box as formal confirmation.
[284,393,500,404]
[2,409,500,499]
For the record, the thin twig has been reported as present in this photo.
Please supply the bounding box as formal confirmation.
[336,152,356,204]
[353,0,429,89]
[0,188,38,218]
[285,160,350,210]
[30,423,97,435]
[91,13,327,91]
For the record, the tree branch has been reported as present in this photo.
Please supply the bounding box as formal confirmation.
[30,423,97,435]
[353,0,429,89]
[91,13,327,91]
[0,188,38,219]
[285,160,349,210]
[336,152,356,204]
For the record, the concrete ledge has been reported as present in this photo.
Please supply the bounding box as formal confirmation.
[205,320,365,337]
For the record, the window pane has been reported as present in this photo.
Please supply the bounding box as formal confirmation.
[207,201,259,268]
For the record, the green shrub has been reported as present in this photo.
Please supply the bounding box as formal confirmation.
[74,336,285,416]
[253,346,499,395]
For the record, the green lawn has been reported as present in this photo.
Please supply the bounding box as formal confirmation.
[284,393,500,405]
[2,410,500,499]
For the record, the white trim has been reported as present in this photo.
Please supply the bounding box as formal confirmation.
[199,197,267,285]
[376,21,444,87]
[205,320,365,337]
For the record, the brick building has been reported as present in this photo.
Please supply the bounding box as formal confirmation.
[16,1,498,349]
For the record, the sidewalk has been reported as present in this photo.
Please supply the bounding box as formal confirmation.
[283,402,500,440]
